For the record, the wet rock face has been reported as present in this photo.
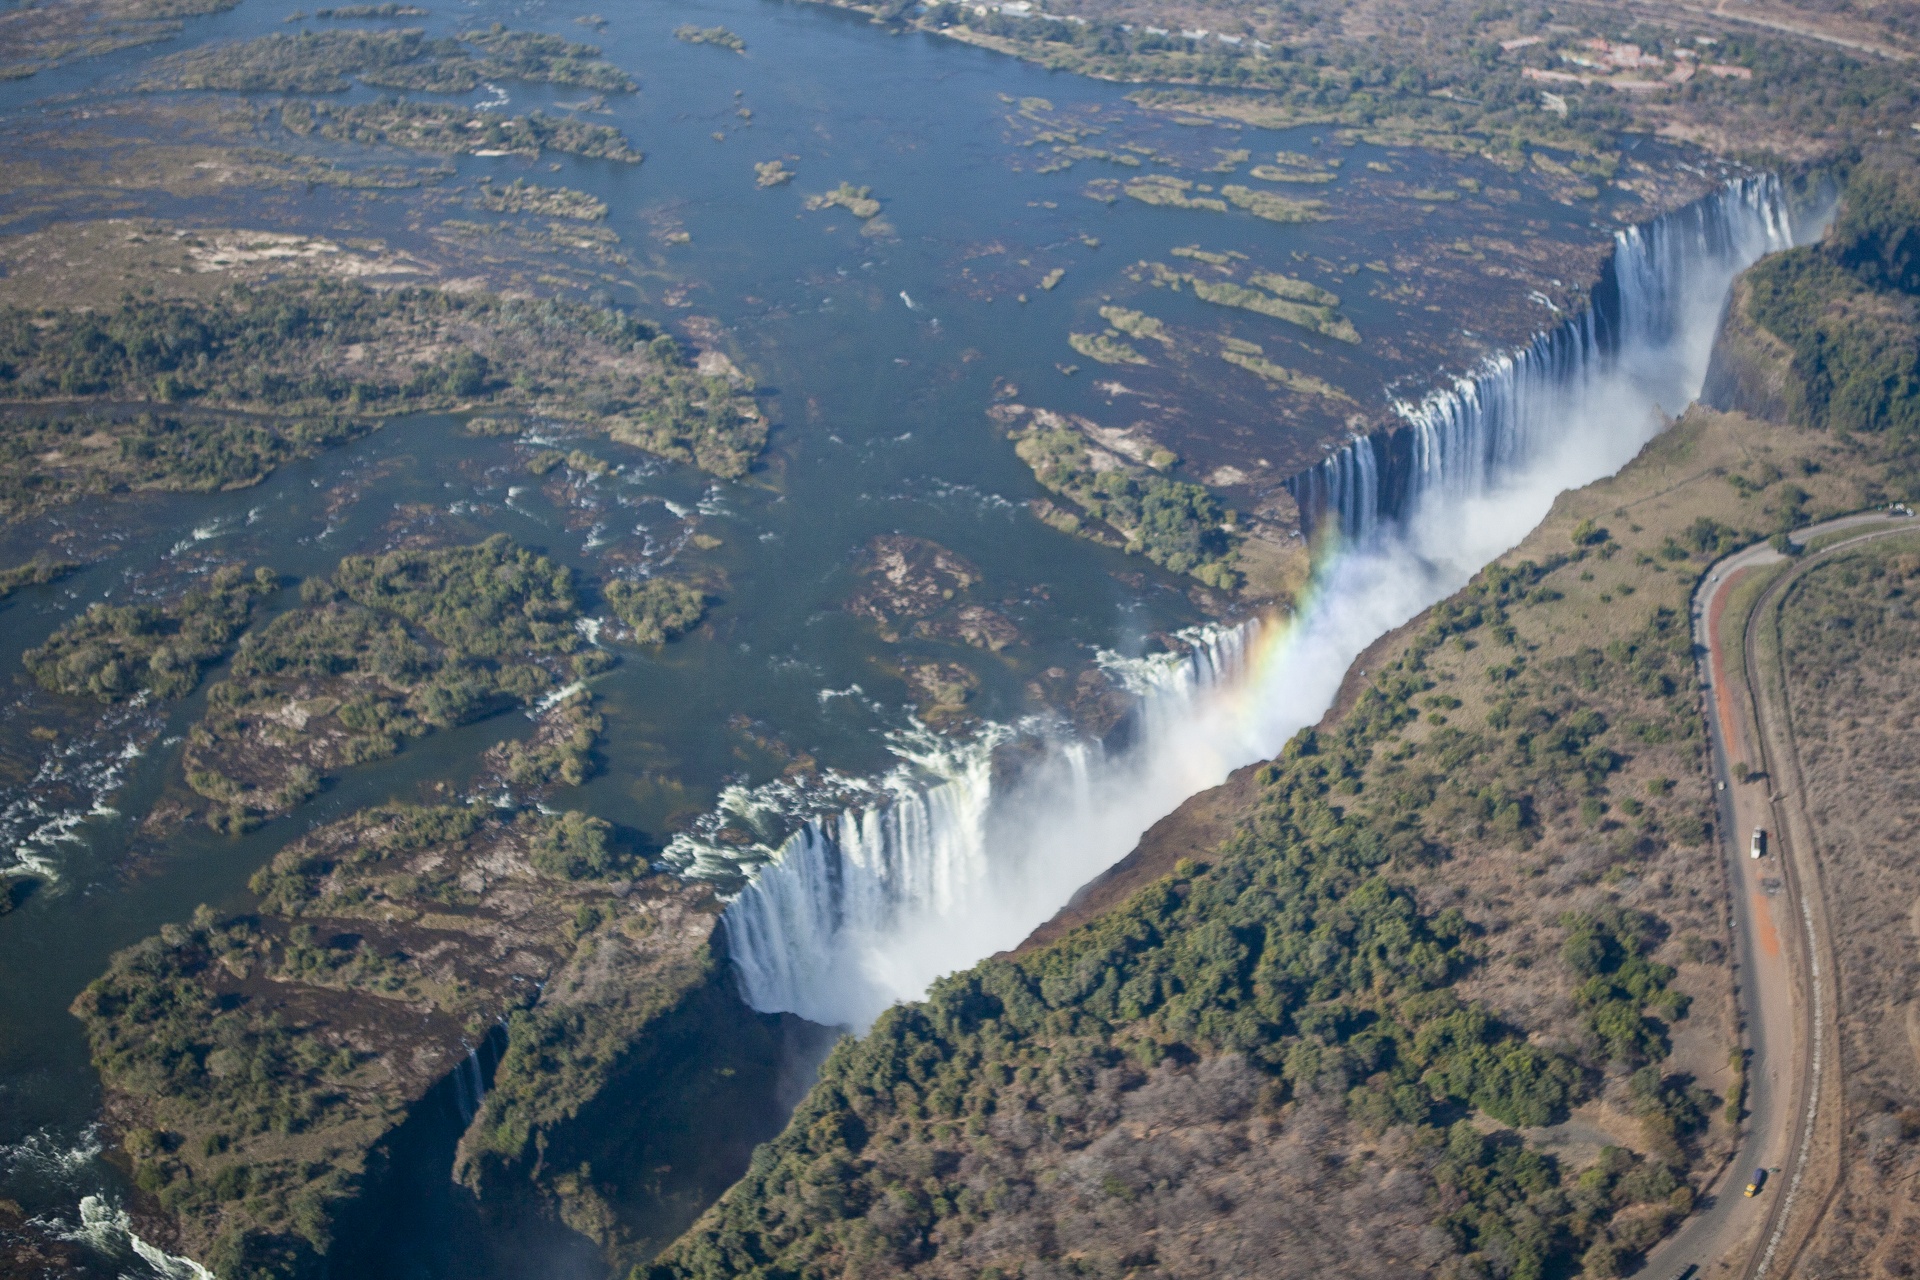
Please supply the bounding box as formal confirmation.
[844,535,1021,650]
[1700,278,1796,423]
[901,661,979,729]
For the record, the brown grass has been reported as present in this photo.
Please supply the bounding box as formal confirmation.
[1773,538,1920,1278]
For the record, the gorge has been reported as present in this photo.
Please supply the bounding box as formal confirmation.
[714,173,1803,1033]
[1,0,1907,1275]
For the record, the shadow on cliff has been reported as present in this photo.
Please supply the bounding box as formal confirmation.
[329,967,838,1280]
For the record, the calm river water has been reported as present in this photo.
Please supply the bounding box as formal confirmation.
[0,0,1658,1272]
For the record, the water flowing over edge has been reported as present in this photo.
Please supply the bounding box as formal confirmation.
[1287,174,1796,545]
[63,1195,215,1280]
[701,175,1800,1031]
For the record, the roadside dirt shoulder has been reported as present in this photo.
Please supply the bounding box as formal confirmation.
[1759,530,1920,1277]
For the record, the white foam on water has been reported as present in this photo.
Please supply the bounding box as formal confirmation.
[683,177,1803,1031]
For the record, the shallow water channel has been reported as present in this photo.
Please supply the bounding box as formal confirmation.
[0,0,1675,1272]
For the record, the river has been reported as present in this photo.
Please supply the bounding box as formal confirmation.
[0,0,1802,1274]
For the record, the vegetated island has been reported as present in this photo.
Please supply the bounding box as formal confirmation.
[280,99,642,163]
[1067,331,1147,366]
[0,0,241,81]
[1122,174,1227,213]
[993,403,1244,593]
[1071,296,1358,401]
[1069,305,1169,365]
[142,25,637,95]
[640,154,1920,1280]
[474,177,608,221]
[674,24,745,53]
[24,563,279,705]
[1220,336,1354,402]
[1249,151,1340,184]
[176,536,602,833]
[1099,305,1172,348]
[1133,259,1361,344]
[804,182,883,219]
[0,261,764,524]
[0,558,81,603]
[753,160,794,188]
[74,801,720,1279]
[604,576,707,646]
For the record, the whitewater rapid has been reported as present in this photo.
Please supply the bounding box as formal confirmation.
[691,174,1801,1031]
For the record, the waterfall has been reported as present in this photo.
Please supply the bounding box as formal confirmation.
[706,174,1803,1032]
[1290,174,1796,543]
[64,1196,214,1280]
[450,1043,486,1125]
[713,627,1249,1028]
[448,1025,506,1128]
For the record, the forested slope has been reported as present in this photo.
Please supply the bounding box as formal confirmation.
[648,161,1920,1280]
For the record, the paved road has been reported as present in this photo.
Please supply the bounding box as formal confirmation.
[1637,510,1916,1280]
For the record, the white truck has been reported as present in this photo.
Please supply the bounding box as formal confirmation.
[1751,828,1768,859]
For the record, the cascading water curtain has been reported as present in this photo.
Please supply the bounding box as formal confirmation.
[722,627,1251,1028]
[1292,175,1796,546]
[720,174,1803,1032]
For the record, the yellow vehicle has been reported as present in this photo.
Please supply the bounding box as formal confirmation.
[1745,1168,1768,1197]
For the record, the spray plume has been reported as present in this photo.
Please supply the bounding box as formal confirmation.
[716,176,1798,1030]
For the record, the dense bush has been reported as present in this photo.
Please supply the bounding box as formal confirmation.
[1745,159,1920,491]
[603,576,706,645]
[287,98,642,163]
[653,565,1706,1280]
[1013,424,1241,589]
[1562,907,1686,1067]
[3,282,602,412]
[331,533,578,660]
[0,557,78,601]
[526,810,617,881]
[24,563,276,702]
[492,690,601,789]
[250,803,487,914]
[186,537,588,828]
[143,23,636,95]
[80,798,674,1278]
[0,277,765,481]
[0,409,365,525]
[1828,160,1920,295]
[71,906,362,1274]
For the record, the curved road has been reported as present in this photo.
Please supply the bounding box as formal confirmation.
[1638,509,1916,1280]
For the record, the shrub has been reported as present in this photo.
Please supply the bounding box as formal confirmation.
[604,577,705,645]
[24,564,276,702]
[527,811,616,880]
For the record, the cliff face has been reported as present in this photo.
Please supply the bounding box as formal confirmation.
[649,402,1892,1280]
[650,213,1919,1274]
[72,804,718,1279]
[1700,278,1798,424]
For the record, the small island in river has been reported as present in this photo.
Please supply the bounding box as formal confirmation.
[0,1,1915,1278]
